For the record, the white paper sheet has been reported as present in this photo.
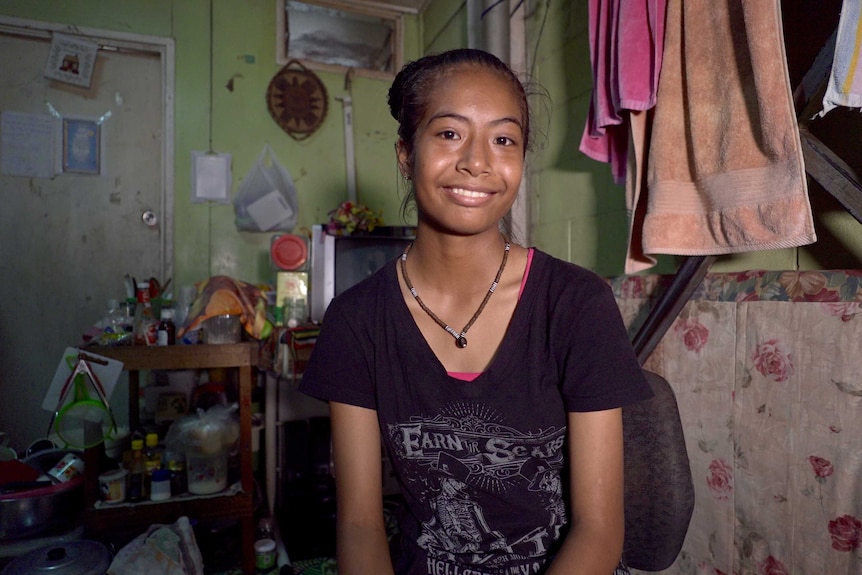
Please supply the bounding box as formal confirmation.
[1,111,56,177]
[191,151,232,204]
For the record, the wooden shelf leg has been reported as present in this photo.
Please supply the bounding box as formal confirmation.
[242,514,255,574]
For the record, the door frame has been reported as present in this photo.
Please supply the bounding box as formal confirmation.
[0,15,175,282]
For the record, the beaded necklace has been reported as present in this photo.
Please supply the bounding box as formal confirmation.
[400,241,510,348]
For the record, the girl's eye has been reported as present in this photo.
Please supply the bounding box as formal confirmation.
[440,130,459,140]
[495,136,517,146]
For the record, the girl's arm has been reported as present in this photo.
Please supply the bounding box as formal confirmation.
[330,401,396,575]
[546,408,626,575]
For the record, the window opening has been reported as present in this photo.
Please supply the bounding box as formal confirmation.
[278,0,402,77]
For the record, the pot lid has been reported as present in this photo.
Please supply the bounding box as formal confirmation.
[2,541,112,575]
[271,234,308,270]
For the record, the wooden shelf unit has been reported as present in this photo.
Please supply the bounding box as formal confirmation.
[83,343,258,574]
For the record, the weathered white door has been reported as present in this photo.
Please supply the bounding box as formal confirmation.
[0,19,173,447]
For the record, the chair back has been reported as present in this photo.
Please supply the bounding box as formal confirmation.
[622,370,695,571]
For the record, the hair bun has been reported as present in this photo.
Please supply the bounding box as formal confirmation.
[388,58,422,122]
[387,81,402,121]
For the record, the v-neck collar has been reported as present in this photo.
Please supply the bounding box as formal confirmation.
[388,250,540,383]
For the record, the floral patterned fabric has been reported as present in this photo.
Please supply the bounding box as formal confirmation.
[610,270,862,575]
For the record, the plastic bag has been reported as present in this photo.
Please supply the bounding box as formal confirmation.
[107,516,204,575]
[233,144,298,232]
[165,404,239,456]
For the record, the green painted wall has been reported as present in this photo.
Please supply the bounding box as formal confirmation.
[524,0,655,276]
[3,0,858,285]
[0,0,421,290]
[421,0,467,53]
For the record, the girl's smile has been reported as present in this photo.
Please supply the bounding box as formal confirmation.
[447,186,495,203]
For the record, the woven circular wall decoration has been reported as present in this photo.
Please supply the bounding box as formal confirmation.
[266,60,328,140]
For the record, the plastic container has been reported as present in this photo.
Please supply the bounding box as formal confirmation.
[100,298,129,345]
[254,538,277,573]
[98,468,127,504]
[202,314,242,344]
[284,296,308,328]
[104,427,130,461]
[47,453,85,483]
[150,468,172,501]
[186,451,228,495]
[270,233,308,271]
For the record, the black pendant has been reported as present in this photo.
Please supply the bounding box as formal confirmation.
[456,336,468,348]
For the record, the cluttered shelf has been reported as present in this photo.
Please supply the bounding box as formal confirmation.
[99,343,258,370]
[86,343,259,575]
[82,488,253,532]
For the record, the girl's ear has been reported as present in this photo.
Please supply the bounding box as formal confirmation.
[395,139,411,178]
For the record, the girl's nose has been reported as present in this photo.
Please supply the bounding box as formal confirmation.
[456,137,491,176]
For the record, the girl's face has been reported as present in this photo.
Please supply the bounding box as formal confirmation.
[398,65,525,238]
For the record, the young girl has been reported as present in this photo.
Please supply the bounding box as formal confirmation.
[299,48,652,575]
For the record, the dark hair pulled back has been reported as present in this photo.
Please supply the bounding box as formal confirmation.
[388,49,532,164]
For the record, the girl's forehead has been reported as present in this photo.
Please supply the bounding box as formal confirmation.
[437,64,508,92]
[425,66,524,119]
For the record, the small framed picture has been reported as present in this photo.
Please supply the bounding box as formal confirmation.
[62,118,101,174]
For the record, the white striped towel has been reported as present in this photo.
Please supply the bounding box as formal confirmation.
[820,0,862,116]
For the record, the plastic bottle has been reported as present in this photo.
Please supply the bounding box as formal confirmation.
[133,282,158,346]
[101,299,128,345]
[143,432,162,495]
[174,285,197,331]
[120,299,136,339]
[256,516,275,542]
[157,308,176,346]
[167,456,187,496]
[127,439,146,502]
[150,468,172,501]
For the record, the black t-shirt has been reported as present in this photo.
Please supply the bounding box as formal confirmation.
[300,249,652,575]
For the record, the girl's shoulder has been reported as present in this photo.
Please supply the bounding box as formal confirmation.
[528,248,611,293]
[323,257,400,320]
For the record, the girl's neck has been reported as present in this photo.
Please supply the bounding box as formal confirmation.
[406,231,509,289]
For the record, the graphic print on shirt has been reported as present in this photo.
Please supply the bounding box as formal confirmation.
[388,401,568,573]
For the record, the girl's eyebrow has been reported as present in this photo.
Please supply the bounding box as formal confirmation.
[427,112,523,131]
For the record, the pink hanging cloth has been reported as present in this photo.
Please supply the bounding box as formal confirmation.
[579,0,667,185]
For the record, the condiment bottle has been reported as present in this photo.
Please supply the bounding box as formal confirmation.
[127,439,146,502]
[133,282,158,346]
[143,432,162,495]
[168,456,187,496]
[157,308,176,346]
[150,468,172,501]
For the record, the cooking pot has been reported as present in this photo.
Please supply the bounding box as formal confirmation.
[1,540,111,575]
[0,449,85,541]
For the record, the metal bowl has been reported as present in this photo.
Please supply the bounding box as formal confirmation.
[0,450,85,541]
